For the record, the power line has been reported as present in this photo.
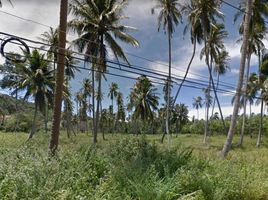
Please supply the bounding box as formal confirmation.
[0,11,238,89]
[0,32,237,92]
[0,36,240,96]
[0,39,241,98]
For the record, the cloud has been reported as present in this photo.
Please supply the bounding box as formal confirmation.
[189,104,262,120]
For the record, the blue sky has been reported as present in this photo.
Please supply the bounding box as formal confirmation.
[0,0,266,118]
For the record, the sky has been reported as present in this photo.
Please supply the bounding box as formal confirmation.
[0,0,266,119]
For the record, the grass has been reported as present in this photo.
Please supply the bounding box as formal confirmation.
[1,131,268,199]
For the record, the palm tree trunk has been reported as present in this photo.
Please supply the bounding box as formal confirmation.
[211,74,220,117]
[249,103,252,138]
[162,29,172,146]
[49,0,68,155]
[111,99,114,134]
[256,98,264,147]
[220,0,253,157]
[197,109,199,120]
[44,100,48,134]
[208,63,227,135]
[92,68,97,144]
[28,101,38,140]
[204,57,212,144]
[95,76,102,137]
[173,37,197,105]
[238,54,251,147]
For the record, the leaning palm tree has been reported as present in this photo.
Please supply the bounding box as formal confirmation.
[192,96,203,120]
[234,0,267,147]
[152,0,182,144]
[210,50,230,117]
[69,0,139,144]
[173,0,203,103]
[221,0,253,157]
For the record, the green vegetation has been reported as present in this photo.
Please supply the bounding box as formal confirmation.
[0,132,268,199]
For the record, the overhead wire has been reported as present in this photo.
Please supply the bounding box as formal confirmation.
[0,10,238,89]
[0,37,244,98]
[0,36,240,96]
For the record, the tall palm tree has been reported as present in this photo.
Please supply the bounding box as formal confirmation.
[49,0,68,155]
[38,27,59,78]
[234,0,267,147]
[63,48,79,137]
[203,87,213,144]
[83,79,92,118]
[192,96,203,120]
[1,49,54,139]
[173,0,203,103]
[115,92,125,132]
[211,50,230,117]
[153,0,181,144]
[201,23,228,143]
[108,82,119,115]
[128,76,159,122]
[69,0,139,144]
[221,0,253,157]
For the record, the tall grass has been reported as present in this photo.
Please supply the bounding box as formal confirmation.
[0,132,268,199]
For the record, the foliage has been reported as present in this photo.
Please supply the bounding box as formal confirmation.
[1,133,268,199]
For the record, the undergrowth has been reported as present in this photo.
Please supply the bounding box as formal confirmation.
[0,133,268,199]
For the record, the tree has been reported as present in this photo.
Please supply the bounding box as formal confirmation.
[108,82,118,133]
[108,82,119,114]
[128,76,159,122]
[234,0,267,147]
[153,0,182,144]
[221,0,253,157]
[69,0,139,144]
[203,87,213,144]
[0,50,54,139]
[49,0,68,155]
[38,27,59,77]
[210,50,230,122]
[172,103,189,136]
[192,96,203,120]
[173,0,203,103]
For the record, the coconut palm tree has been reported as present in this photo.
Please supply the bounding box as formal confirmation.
[0,49,54,139]
[192,96,203,120]
[203,87,213,144]
[82,79,92,118]
[173,0,203,103]
[128,76,159,122]
[210,50,230,117]
[172,103,189,136]
[152,0,182,144]
[38,27,59,78]
[115,92,125,132]
[69,0,139,144]
[108,82,119,115]
[221,0,253,157]
[234,0,267,147]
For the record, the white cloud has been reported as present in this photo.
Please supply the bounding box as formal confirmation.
[189,104,263,120]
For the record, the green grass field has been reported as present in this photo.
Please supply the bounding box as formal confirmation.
[1,132,268,199]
